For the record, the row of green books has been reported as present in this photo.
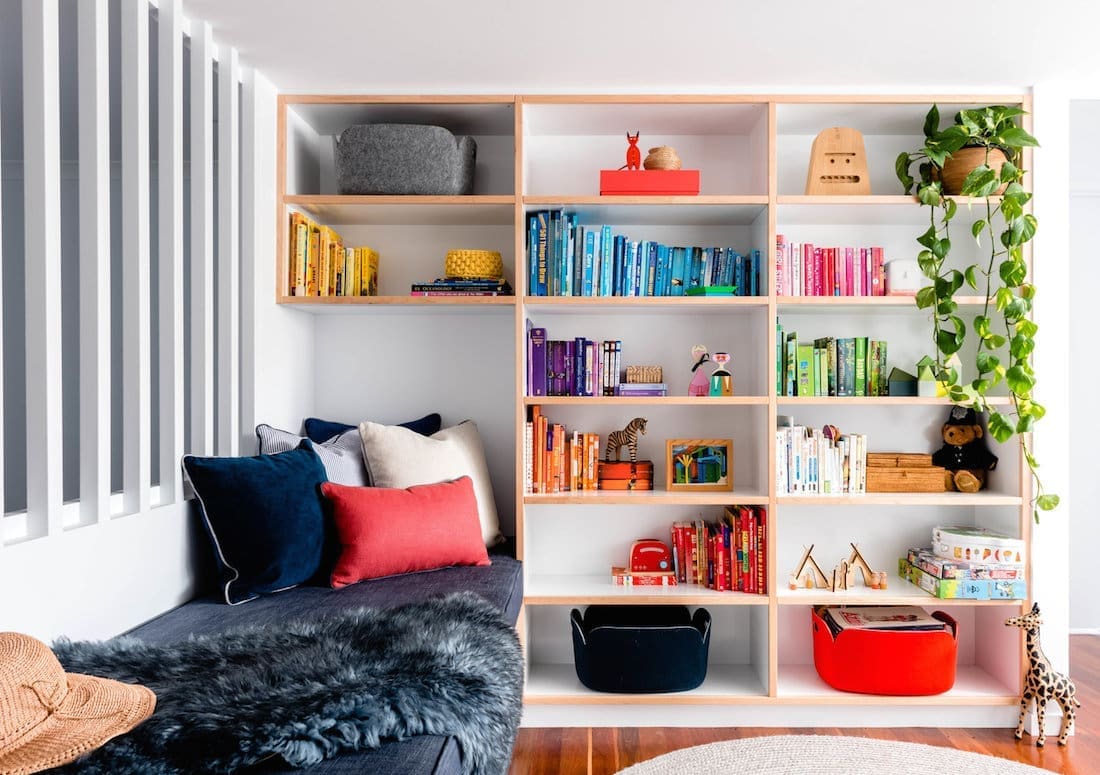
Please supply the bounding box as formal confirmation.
[777,326,889,397]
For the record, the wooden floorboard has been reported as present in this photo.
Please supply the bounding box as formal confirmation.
[510,634,1098,774]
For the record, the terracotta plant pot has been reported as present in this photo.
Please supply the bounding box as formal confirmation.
[939,146,1008,196]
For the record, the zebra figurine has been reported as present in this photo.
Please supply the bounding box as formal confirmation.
[605,417,647,462]
[1005,603,1080,747]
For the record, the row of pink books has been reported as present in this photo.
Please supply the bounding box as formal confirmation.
[775,235,885,297]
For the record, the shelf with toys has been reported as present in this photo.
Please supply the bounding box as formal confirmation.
[516,95,1032,721]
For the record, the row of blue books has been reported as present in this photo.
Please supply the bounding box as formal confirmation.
[526,209,762,297]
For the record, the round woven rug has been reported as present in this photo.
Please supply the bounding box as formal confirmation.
[616,734,1049,775]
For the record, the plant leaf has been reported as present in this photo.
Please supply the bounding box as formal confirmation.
[971,219,986,243]
[1037,494,1060,510]
[896,152,914,193]
[1016,415,1034,433]
[976,351,1000,374]
[943,197,957,221]
[999,160,1019,183]
[974,315,990,338]
[988,411,1014,443]
[924,105,940,138]
[915,286,936,309]
[962,165,1000,197]
[999,259,1027,287]
[1000,126,1039,147]
[964,265,980,290]
[917,226,937,249]
[1010,334,1035,359]
[1017,318,1038,338]
[1020,213,1038,242]
[937,329,962,355]
[918,184,942,207]
[987,333,1007,349]
[1006,365,1035,396]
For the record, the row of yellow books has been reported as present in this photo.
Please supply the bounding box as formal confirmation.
[287,212,379,297]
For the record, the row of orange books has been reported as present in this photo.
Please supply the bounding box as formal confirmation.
[672,506,768,594]
[287,212,378,297]
[523,406,600,494]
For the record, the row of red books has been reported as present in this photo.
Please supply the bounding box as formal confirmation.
[672,506,768,594]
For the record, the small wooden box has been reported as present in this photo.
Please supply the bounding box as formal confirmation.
[867,452,933,468]
[865,452,944,493]
[598,460,654,491]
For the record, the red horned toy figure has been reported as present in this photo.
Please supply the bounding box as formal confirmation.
[623,132,641,170]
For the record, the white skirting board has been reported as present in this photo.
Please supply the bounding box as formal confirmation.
[520,703,1022,728]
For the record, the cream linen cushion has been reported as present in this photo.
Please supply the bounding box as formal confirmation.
[358,419,503,547]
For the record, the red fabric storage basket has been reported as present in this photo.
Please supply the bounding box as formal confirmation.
[811,608,959,695]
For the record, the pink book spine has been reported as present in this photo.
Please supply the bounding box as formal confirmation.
[803,243,812,296]
[861,247,871,296]
[813,247,824,296]
[832,248,841,296]
[872,246,885,296]
[844,247,854,296]
[776,234,787,297]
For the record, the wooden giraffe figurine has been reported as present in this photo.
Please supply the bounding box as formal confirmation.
[1005,603,1080,746]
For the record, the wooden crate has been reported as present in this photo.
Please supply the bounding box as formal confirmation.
[865,454,945,493]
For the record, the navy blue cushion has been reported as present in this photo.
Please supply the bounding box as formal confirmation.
[182,443,329,605]
[303,413,442,443]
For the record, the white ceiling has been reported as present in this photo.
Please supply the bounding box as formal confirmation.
[179,0,1100,94]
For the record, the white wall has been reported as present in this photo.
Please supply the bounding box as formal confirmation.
[1069,99,1100,632]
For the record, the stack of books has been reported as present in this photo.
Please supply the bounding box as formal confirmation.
[615,382,668,397]
[817,605,947,638]
[410,278,513,297]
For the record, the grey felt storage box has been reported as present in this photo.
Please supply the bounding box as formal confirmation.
[334,123,477,195]
[570,605,712,693]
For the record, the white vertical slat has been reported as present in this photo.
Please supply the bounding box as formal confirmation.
[77,0,111,525]
[216,45,239,456]
[239,68,257,452]
[189,21,214,456]
[22,0,63,538]
[0,7,5,543]
[121,0,150,515]
[157,0,183,502]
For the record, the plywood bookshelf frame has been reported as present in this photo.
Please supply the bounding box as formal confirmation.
[275,93,1034,718]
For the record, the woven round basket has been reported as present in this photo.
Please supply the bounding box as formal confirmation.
[445,249,503,279]
[643,145,682,170]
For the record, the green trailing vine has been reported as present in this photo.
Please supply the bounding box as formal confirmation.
[896,105,1058,522]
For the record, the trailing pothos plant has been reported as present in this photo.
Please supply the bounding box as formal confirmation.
[896,104,1058,522]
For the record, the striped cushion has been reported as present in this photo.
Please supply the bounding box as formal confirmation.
[256,424,368,486]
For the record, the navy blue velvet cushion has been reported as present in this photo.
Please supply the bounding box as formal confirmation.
[182,442,329,605]
[303,413,442,443]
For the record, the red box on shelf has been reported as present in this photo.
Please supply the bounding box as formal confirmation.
[810,608,959,695]
[599,169,700,196]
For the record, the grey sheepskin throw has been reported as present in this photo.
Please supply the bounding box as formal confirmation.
[51,592,523,775]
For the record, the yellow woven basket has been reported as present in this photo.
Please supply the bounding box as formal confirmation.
[445,249,503,279]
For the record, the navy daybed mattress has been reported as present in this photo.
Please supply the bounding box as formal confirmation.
[124,554,523,775]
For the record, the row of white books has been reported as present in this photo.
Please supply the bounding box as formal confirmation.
[776,425,867,495]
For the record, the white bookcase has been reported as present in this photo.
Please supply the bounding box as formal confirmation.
[276,93,1033,727]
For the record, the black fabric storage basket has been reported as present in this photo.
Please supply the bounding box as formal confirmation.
[570,605,711,693]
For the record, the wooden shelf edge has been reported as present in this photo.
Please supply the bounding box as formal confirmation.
[522,195,767,206]
[524,396,769,406]
[277,295,516,306]
[284,194,516,206]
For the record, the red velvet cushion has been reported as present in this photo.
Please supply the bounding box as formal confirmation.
[321,476,490,588]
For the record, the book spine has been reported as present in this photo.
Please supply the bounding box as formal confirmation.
[528,327,546,396]
[855,336,868,396]
[872,246,885,296]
